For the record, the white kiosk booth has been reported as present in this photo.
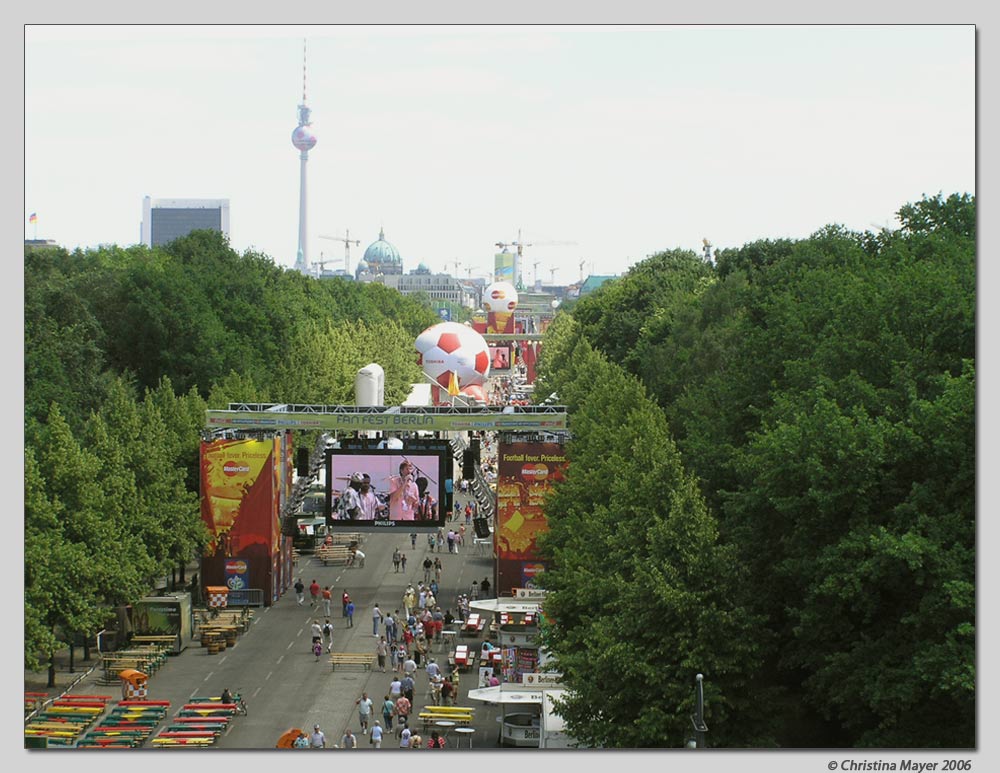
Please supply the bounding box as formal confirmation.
[467,679,571,748]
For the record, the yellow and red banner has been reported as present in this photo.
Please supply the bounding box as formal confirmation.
[494,441,568,596]
[200,438,283,603]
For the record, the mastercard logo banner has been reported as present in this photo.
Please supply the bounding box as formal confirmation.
[223,461,252,476]
[491,289,506,300]
[521,463,549,481]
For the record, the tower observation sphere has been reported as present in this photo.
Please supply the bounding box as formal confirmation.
[292,124,317,152]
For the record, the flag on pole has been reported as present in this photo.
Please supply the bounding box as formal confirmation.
[447,370,460,397]
[29,213,38,223]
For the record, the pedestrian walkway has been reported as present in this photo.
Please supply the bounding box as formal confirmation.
[24,491,504,750]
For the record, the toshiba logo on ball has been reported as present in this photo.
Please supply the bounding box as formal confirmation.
[521,463,548,481]
[223,461,251,476]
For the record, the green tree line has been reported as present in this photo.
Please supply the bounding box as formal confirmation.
[24,230,437,678]
[534,193,975,748]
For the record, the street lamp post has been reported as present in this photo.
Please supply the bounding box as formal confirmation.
[688,673,709,748]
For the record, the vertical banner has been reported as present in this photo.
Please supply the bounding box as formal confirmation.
[200,438,279,605]
[224,558,250,591]
[494,441,569,597]
[494,252,515,284]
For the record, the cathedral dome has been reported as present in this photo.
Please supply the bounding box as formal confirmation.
[362,228,401,274]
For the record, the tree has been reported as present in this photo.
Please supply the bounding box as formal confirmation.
[535,330,768,747]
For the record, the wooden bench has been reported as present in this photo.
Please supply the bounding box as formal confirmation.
[151,735,216,746]
[328,652,375,672]
[315,545,352,566]
[131,635,178,650]
[418,708,474,730]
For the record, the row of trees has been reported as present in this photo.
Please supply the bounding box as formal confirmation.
[534,193,975,748]
[24,230,438,675]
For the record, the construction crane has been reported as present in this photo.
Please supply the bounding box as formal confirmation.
[495,228,577,288]
[319,229,361,274]
[311,252,337,276]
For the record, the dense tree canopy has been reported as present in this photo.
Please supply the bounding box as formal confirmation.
[24,231,439,674]
[535,193,975,748]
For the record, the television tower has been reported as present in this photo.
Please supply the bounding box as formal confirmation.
[291,40,317,274]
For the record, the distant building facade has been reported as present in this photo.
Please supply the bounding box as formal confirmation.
[141,196,230,248]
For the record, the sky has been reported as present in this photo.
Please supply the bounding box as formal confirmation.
[23,24,975,286]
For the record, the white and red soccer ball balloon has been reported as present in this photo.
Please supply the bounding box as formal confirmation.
[482,281,518,313]
[415,322,491,390]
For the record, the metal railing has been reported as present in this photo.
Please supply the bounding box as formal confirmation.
[225,588,265,607]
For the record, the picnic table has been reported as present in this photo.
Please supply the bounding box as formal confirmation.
[460,613,486,637]
[449,644,476,671]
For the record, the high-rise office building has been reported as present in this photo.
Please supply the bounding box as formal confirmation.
[141,196,230,247]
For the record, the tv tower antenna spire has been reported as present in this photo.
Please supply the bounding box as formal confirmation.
[291,39,317,274]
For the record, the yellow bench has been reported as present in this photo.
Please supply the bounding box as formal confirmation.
[328,653,375,672]
[418,709,474,730]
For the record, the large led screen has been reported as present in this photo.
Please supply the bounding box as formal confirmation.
[325,449,448,531]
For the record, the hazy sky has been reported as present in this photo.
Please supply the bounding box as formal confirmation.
[25,24,974,285]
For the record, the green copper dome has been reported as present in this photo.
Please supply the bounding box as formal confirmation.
[362,228,401,274]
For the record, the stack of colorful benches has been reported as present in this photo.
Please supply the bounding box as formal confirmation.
[78,699,170,748]
[25,695,112,747]
[150,701,236,747]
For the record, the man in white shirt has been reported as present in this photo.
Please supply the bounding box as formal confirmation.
[310,724,326,748]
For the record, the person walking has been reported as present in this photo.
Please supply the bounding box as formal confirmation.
[388,675,403,702]
[392,548,402,573]
[383,611,395,645]
[340,728,357,749]
[376,636,389,672]
[309,579,321,608]
[310,723,327,748]
[322,618,334,652]
[356,691,374,735]
[294,578,305,605]
[446,530,455,553]
[346,599,355,628]
[382,695,395,732]
[310,619,324,650]
[401,672,415,703]
[394,694,412,731]
[398,726,412,748]
[410,532,417,549]
[434,557,443,582]
[370,720,384,748]
[400,552,408,574]
[372,603,383,637]
[322,585,333,617]
[342,590,351,617]
[312,638,323,661]
[481,577,491,598]
[422,557,433,584]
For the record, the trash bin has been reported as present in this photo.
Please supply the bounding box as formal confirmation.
[119,668,149,700]
[206,586,229,610]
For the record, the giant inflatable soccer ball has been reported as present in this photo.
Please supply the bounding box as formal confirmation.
[415,322,491,390]
[482,281,518,313]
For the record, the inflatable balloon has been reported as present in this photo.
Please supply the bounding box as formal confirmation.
[415,322,490,390]
[458,383,487,404]
[482,281,518,335]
